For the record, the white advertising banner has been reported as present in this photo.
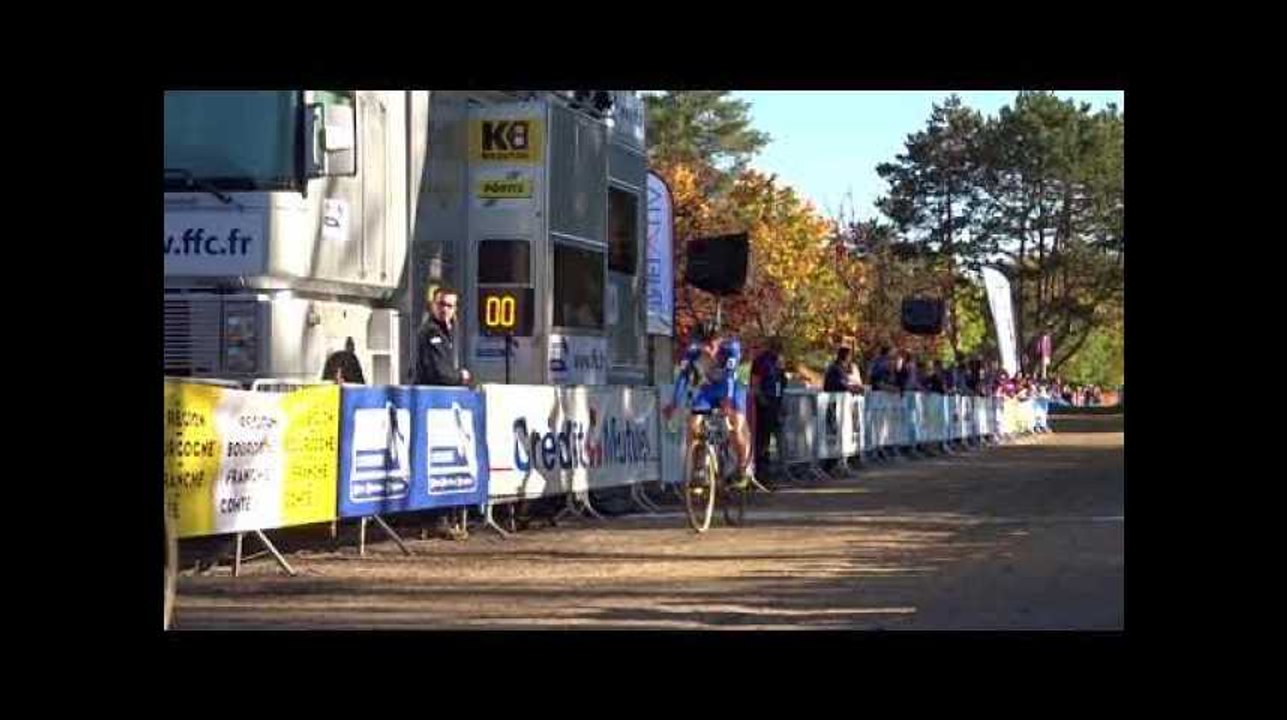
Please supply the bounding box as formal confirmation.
[946,396,962,441]
[906,393,926,445]
[867,391,909,448]
[980,396,993,436]
[480,384,564,500]
[841,393,864,456]
[558,386,660,490]
[481,384,659,500]
[982,266,1020,376]
[958,397,973,439]
[645,172,675,336]
[864,392,886,449]
[922,394,948,443]
[658,387,686,486]
[964,396,979,438]
[815,392,846,460]
[781,390,818,463]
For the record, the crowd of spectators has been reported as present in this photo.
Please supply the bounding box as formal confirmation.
[753,340,1109,405]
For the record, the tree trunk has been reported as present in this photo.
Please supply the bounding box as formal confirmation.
[944,182,961,360]
[1015,214,1028,373]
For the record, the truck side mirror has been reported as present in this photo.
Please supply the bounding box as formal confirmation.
[304,98,357,179]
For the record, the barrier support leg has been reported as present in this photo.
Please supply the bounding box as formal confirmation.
[372,514,413,556]
[628,483,648,512]
[641,483,665,511]
[483,502,512,539]
[254,530,297,577]
[359,517,367,556]
[630,483,659,513]
[810,462,832,483]
[234,532,244,577]
[578,491,605,521]
[452,507,470,539]
[555,492,581,522]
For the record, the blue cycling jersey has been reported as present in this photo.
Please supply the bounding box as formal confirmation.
[672,337,742,408]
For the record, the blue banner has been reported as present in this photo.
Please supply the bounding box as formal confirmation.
[338,386,489,518]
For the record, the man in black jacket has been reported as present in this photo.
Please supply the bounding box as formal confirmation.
[414,285,472,541]
[414,286,472,387]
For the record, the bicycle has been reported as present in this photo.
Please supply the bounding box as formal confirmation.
[682,407,760,532]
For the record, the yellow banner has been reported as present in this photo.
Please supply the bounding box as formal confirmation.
[163,383,223,537]
[476,176,534,199]
[469,118,543,164]
[163,382,338,538]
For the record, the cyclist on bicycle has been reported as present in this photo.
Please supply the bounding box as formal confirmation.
[662,320,755,490]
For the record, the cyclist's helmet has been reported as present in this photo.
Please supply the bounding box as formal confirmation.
[692,320,719,343]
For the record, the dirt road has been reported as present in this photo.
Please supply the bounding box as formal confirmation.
[172,413,1124,630]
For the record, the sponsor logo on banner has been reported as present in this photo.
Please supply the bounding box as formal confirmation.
[425,402,480,494]
[549,334,607,385]
[349,403,411,503]
[477,177,534,199]
[511,403,652,475]
[475,169,535,208]
[471,117,543,163]
[646,172,675,336]
[339,387,489,517]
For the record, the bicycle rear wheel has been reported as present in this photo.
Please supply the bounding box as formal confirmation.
[720,446,747,526]
[684,443,717,533]
[723,482,747,526]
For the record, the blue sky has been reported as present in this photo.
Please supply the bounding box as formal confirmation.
[731,91,1124,222]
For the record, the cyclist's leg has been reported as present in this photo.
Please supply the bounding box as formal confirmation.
[726,384,754,484]
[685,394,713,479]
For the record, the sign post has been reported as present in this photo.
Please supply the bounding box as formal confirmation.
[479,286,534,386]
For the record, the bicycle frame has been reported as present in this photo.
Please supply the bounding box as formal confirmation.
[694,410,735,480]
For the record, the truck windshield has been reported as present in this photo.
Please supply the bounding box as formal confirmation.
[164,91,299,191]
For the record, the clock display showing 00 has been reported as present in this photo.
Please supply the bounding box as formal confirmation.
[478,287,534,336]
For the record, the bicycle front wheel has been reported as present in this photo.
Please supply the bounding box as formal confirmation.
[684,443,717,533]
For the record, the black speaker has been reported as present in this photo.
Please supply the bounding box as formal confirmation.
[901,297,945,335]
[686,233,749,296]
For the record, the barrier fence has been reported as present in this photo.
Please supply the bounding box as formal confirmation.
[164,379,1048,559]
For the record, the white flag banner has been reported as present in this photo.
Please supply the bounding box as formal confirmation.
[645,172,675,336]
[982,266,1020,376]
